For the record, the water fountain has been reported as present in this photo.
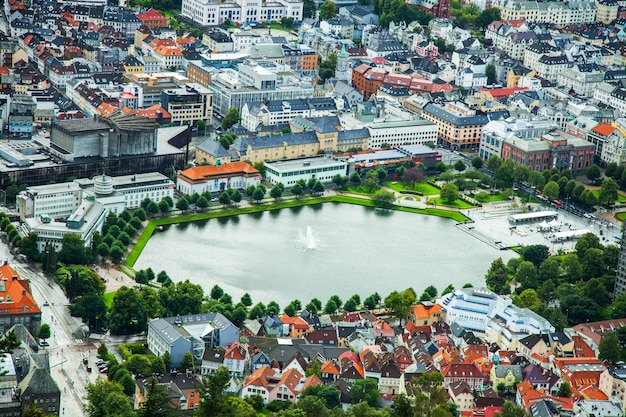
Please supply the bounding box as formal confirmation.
[297,225,318,250]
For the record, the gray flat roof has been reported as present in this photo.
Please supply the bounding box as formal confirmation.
[264,156,347,170]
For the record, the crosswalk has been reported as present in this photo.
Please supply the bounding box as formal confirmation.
[54,338,85,347]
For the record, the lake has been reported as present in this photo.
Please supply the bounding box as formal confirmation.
[135,203,516,308]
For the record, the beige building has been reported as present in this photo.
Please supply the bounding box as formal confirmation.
[596,0,618,24]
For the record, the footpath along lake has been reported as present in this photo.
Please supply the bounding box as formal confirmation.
[134,203,516,307]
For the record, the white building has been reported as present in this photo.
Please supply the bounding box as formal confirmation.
[180,0,303,27]
[367,120,439,150]
[17,182,83,221]
[241,98,337,131]
[176,162,262,195]
[17,173,175,221]
[264,156,347,187]
[438,287,554,349]
[23,199,108,252]
[207,60,315,116]
[494,0,596,26]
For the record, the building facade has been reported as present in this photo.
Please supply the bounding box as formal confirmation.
[176,162,261,195]
[264,156,348,187]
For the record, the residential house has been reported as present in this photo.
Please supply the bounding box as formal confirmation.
[223,343,248,377]
[281,315,311,338]
[491,365,522,393]
[408,302,444,326]
[379,361,404,394]
[201,347,225,375]
[0,265,42,335]
[448,380,475,412]
[442,363,485,390]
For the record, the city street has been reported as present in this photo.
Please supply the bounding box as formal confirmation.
[0,242,94,417]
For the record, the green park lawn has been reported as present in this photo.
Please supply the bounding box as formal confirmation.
[430,197,474,209]
[590,189,626,203]
[383,181,440,195]
[478,194,508,203]
[102,292,115,309]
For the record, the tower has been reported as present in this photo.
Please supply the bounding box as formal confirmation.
[335,44,350,83]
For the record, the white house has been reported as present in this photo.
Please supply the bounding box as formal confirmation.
[176,161,261,195]
[264,156,347,187]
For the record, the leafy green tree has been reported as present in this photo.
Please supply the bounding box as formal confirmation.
[176,198,189,212]
[241,293,253,307]
[146,201,159,217]
[485,258,508,294]
[248,302,266,319]
[180,352,194,370]
[301,384,340,409]
[126,354,152,376]
[599,177,619,205]
[385,288,416,325]
[222,107,240,131]
[137,377,176,417]
[401,167,425,188]
[210,285,224,300]
[109,286,147,335]
[372,189,395,208]
[521,245,550,268]
[134,208,147,221]
[19,232,40,261]
[362,171,381,192]
[542,181,560,201]
[58,233,90,265]
[512,289,541,309]
[586,164,601,184]
[37,323,51,341]
[270,185,283,201]
[471,157,483,169]
[324,299,338,314]
[71,293,108,331]
[599,332,621,364]
[109,245,124,264]
[252,187,265,203]
[196,366,230,416]
[85,377,135,417]
[439,183,459,204]
[284,303,297,317]
[267,301,280,316]
[351,378,380,408]
[476,6,501,28]
[22,404,57,417]
[557,381,571,398]
[560,294,600,324]
[349,171,362,185]
[291,183,304,199]
[515,261,538,289]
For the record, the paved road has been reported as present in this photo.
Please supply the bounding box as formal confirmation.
[0,242,91,417]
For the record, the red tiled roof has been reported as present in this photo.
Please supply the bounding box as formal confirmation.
[136,8,167,21]
[0,265,41,315]
[479,87,527,97]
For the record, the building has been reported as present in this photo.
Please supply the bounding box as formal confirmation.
[16,182,83,220]
[147,313,239,368]
[351,64,452,99]
[264,156,348,187]
[17,173,174,222]
[416,102,493,151]
[240,98,337,132]
[136,8,168,29]
[557,64,604,97]
[23,198,108,252]
[202,29,234,53]
[50,113,157,160]
[367,120,439,149]
[595,0,618,24]
[494,0,596,25]
[0,265,42,335]
[161,85,213,125]
[180,0,303,26]
[207,60,315,117]
[135,374,202,411]
[176,162,261,195]
[501,130,594,174]
[438,287,554,342]
[479,118,558,160]
[616,229,626,298]
[408,302,444,326]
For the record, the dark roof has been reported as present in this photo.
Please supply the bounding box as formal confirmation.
[422,102,490,126]
[20,368,60,395]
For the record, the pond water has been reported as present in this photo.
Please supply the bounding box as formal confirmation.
[135,203,516,307]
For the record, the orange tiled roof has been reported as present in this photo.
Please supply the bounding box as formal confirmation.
[591,123,615,136]
[154,45,183,57]
[0,265,41,315]
[580,386,608,400]
[179,162,259,182]
[410,303,442,320]
[320,360,340,375]
[244,366,274,388]
[137,8,167,21]
[478,87,527,97]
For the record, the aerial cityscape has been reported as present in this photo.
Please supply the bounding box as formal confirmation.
[0,0,626,416]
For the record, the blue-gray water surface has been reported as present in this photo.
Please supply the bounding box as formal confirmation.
[135,203,515,307]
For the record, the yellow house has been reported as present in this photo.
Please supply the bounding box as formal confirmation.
[490,365,523,392]
[122,55,145,75]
